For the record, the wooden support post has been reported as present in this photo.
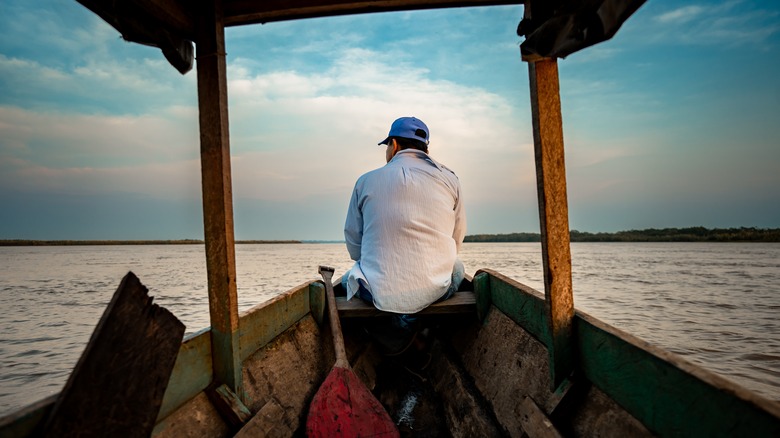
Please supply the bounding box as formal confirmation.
[195,0,243,398]
[527,28,575,389]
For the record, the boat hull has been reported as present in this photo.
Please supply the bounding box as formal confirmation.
[2,269,779,437]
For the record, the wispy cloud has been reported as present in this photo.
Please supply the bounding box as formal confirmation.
[651,1,779,47]
[656,5,707,24]
[0,41,531,211]
[225,46,530,203]
[0,104,201,203]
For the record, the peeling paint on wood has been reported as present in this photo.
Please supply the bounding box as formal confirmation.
[473,271,492,322]
[238,281,311,362]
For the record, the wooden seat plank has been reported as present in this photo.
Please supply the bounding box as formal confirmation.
[336,291,476,318]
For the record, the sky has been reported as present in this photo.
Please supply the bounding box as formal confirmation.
[0,0,778,241]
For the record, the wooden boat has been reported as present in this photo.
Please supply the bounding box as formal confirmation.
[1,0,779,436]
[5,270,779,436]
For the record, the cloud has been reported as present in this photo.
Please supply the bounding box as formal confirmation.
[224,46,531,206]
[0,41,531,224]
[650,1,779,47]
[0,106,201,199]
[656,5,706,24]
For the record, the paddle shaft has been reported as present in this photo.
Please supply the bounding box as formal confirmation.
[319,267,349,368]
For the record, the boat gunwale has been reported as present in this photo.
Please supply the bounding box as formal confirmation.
[3,269,780,436]
[476,268,780,436]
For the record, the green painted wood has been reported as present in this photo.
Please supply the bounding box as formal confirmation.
[482,269,551,348]
[575,311,780,437]
[156,328,213,421]
[483,268,780,435]
[310,282,326,325]
[155,281,312,423]
[238,281,310,362]
[472,271,491,322]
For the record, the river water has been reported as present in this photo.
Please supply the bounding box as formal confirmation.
[1,242,778,416]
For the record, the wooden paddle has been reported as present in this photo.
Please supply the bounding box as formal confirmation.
[306,266,399,437]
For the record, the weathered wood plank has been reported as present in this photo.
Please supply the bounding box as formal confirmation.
[206,383,252,429]
[234,398,290,437]
[528,48,575,390]
[223,0,523,26]
[518,396,562,438]
[0,331,213,436]
[336,291,476,318]
[42,272,185,437]
[76,0,194,37]
[428,340,504,436]
[196,0,243,397]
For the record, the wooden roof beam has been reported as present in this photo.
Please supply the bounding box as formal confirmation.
[223,0,523,26]
[77,0,194,38]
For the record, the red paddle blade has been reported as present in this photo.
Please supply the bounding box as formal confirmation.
[307,366,399,437]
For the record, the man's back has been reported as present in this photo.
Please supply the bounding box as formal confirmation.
[344,148,466,313]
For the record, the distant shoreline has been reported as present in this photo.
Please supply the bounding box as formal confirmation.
[0,239,302,246]
[465,227,780,243]
[2,227,779,246]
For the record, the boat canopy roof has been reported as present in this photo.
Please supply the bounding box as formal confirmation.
[76,0,646,73]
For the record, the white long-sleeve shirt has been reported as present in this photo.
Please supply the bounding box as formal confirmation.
[344,149,466,314]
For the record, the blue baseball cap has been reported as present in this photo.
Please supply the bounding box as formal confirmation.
[378,117,430,145]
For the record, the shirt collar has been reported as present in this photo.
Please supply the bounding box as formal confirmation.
[391,149,444,172]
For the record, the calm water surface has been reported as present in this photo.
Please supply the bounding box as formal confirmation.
[1,242,778,415]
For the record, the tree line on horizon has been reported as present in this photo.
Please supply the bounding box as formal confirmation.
[0,239,302,246]
[463,227,780,243]
[3,227,779,246]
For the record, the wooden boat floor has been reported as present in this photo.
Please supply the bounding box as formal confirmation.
[373,356,450,435]
[340,313,502,437]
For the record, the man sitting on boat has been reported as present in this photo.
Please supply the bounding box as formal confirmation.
[342,116,467,357]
